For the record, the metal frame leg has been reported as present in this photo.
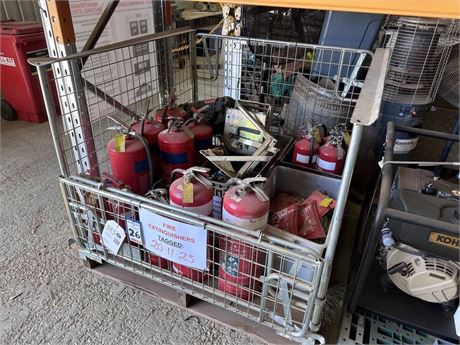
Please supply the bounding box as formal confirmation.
[310,124,365,330]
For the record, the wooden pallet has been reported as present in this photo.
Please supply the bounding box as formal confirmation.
[82,259,297,344]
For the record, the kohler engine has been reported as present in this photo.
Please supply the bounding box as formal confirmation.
[381,167,459,305]
[386,245,459,303]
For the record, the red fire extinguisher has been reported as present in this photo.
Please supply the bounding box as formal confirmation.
[107,126,154,195]
[145,188,170,269]
[154,89,188,125]
[169,167,213,282]
[155,106,188,126]
[131,119,165,177]
[219,177,269,300]
[89,173,136,247]
[185,111,213,163]
[158,119,195,181]
[317,135,346,175]
[291,128,319,167]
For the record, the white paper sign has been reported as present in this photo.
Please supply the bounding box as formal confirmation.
[101,220,126,254]
[70,0,158,121]
[126,217,143,244]
[139,208,208,270]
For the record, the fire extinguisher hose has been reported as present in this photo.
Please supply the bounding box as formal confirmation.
[130,131,155,189]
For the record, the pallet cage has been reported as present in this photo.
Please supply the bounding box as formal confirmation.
[31,27,387,344]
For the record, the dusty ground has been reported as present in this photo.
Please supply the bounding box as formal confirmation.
[0,120,262,345]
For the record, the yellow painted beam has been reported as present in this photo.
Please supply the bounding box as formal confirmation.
[47,0,76,44]
[199,0,460,19]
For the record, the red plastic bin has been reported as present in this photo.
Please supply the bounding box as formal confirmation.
[0,20,51,123]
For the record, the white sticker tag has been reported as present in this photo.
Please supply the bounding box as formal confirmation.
[394,137,419,154]
[126,217,143,245]
[0,56,16,67]
[101,220,126,254]
[140,208,208,271]
[317,157,336,171]
[296,153,317,164]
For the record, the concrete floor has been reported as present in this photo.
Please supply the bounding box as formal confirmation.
[3,107,454,344]
[0,119,261,345]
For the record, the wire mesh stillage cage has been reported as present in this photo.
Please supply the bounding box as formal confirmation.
[31,27,383,343]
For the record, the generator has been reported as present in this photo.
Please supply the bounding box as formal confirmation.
[381,167,459,305]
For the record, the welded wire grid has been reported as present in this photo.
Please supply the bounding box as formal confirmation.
[382,16,460,105]
[47,32,195,178]
[41,31,375,178]
[61,178,322,337]
[195,33,373,135]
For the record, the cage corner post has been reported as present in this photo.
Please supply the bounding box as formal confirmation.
[309,47,390,331]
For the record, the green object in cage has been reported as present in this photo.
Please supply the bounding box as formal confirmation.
[270,73,295,99]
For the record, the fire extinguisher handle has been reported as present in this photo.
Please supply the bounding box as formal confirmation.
[240,177,269,202]
[181,123,195,139]
[171,167,213,189]
[170,168,186,182]
[194,173,213,189]
[224,177,241,187]
[192,105,210,116]
[188,167,213,189]
[252,184,269,202]
[241,177,267,185]
[183,117,195,127]
[187,166,210,175]
[145,188,169,203]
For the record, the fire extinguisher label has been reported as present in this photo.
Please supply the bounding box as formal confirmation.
[222,208,268,231]
[296,153,317,164]
[170,200,213,216]
[0,56,16,67]
[224,255,239,277]
[317,157,336,171]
